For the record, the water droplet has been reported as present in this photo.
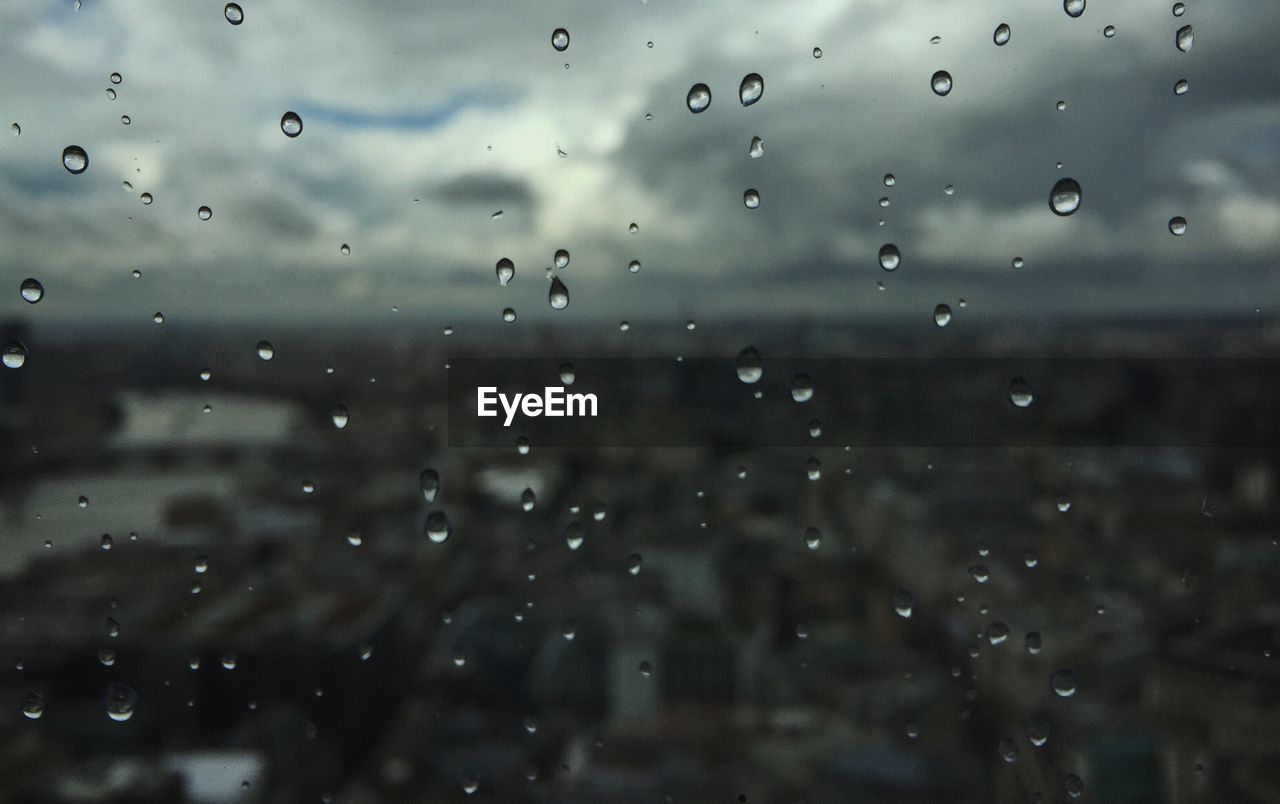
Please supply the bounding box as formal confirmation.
[638,660,652,677]
[1024,550,1039,568]
[738,73,764,106]
[883,173,896,187]
[1174,78,1189,95]
[62,145,88,175]
[331,405,349,429]
[3,340,27,369]
[562,621,576,641]
[105,88,116,100]
[104,683,137,722]
[804,527,821,550]
[997,737,1019,763]
[280,111,303,137]
[735,347,763,384]
[1065,774,1085,799]
[1049,178,1082,216]
[1009,377,1034,408]
[1167,215,1189,236]
[548,277,570,310]
[987,622,1009,645]
[424,510,451,543]
[20,279,43,304]
[100,533,114,551]
[1051,668,1079,697]
[553,249,570,269]
[627,553,642,576]
[551,28,569,51]
[1103,24,1116,38]
[1056,100,1067,111]
[99,647,116,666]
[878,243,901,271]
[892,590,916,618]
[420,469,440,503]
[749,136,764,158]
[686,83,711,113]
[256,341,274,360]
[224,3,243,24]
[559,363,575,385]
[495,258,514,286]
[1172,2,1186,16]
[743,189,760,209]
[120,114,130,125]
[934,304,951,327]
[197,206,213,221]
[1176,25,1193,52]
[21,692,45,720]
[1064,0,1085,18]
[564,521,584,550]
[515,435,531,455]
[930,70,952,96]
[1026,717,1050,747]
[994,23,1011,45]
[109,72,122,85]
[969,565,990,584]
[502,307,517,323]
[1012,256,1025,269]
[790,374,814,402]
[812,47,822,58]
[140,192,153,205]
[221,652,237,669]
[520,488,536,512]
[627,259,641,274]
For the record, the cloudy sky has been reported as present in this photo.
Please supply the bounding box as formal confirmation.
[0,0,1276,333]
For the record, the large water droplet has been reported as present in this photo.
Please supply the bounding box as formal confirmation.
[331,405,349,429]
[420,469,440,503]
[424,510,451,543]
[994,23,1011,46]
[1064,0,1085,18]
[520,488,536,512]
[1172,2,1185,16]
[21,692,45,719]
[738,73,764,106]
[930,70,953,96]
[551,28,570,51]
[1009,377,1035,408]
[280,111,303,138]
[224,3,244,24]
[553,249,570,269]
[502,308,517,323]
[748,136,764,158]
[1065,774,1085,799]
[1026,717,1050,747]
[1174,78,1189,95]
[804,527,821,550]
[790,374,814,402]
[256,341,274,360]
[197,206,213,221]
[878,243,901,271]
[735,347,763,384]
[1176,25,1193,52]
[1169,216,1187,236]
[1049,178,1082,216]
[548,277,570,309]
[62,145,88,174]
[20,279,43,304]
[934,303,951,327]
[496,258,514,286]
[743,189,760,209]
[1050,668,1079,698]
[892,590,916,618]
[686,83,711,113]
[104,683,137,722]
[564,521,584,550]
[3,340,27,369]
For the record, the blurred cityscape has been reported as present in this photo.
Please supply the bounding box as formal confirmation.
[1,318,1279,803]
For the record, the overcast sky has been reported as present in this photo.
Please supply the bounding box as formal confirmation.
[0,0,1276,333]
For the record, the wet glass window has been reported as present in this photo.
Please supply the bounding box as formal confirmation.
[1,0,1278,801]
